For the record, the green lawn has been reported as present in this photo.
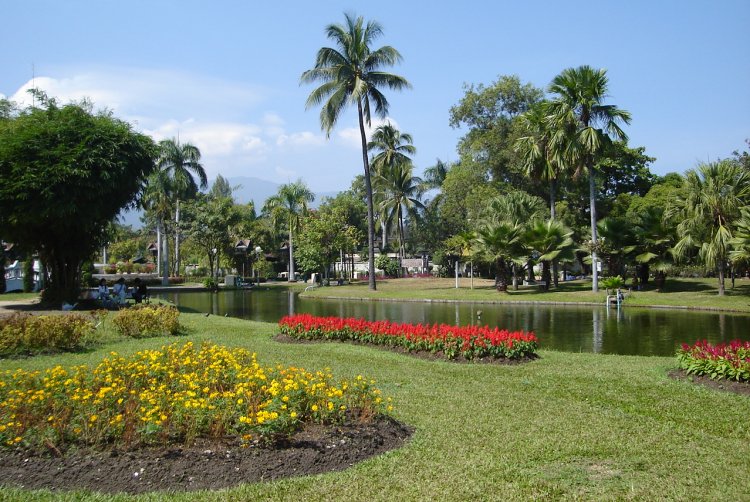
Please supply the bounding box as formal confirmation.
[303,277,750,313]
[1,313,748,500]
[0,291,41,302]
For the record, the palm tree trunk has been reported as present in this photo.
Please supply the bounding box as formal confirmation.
[175,199,181,278]
[550,179,559,287]
[156,224,161,276]
[717,260,725,296]
[160,218,169,286]
[381,218,388,251]
[358,101,377,291]
[288,219,295,282]
[588,163,599,293]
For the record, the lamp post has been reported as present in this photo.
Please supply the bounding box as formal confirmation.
[254,246,262,286]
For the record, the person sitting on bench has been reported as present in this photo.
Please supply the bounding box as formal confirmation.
[112,277,128,305]
[132,278,149,304]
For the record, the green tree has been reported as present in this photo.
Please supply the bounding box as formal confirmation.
[210,174,234,200]
[376,163,423,265]
[301,13,410,290]
[156,138,207,278]
[632,206,675,290]
[522,219,576,291]
[0,95,155,303]
[263,180,315,282]
[141,167,173,283]
[182,194,240,279]
[475,221,525,292]
[296,211,355,282]
[450,75,543,188]
[671,160,750,295]
[547,65,632,292]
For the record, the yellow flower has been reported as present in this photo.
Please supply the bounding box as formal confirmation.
[89,415,98,423]
[311,404,318,412]
[290,411,297,419]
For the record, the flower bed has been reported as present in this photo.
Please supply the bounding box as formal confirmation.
[279,314,538,360]
[0,341,390,450]
[677,339,750,381]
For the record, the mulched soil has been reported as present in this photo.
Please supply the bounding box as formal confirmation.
[668,369,750,397]
[274,333,538,365]
[0,416,412,494]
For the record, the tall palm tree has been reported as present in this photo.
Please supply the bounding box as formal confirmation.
[301,13,411,291]
[547,66,631,292]
[156,138,207,278]
[263,180,315,282]
[368,123,416,253]
[671,160,750,295]
[376,163,424,264]
[422,158,450,191]
[140,168,173,285]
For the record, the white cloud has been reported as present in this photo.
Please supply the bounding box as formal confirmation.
[274,166,298,180]
[276,131,325,147]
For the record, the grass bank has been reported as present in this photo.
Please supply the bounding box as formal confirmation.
[1,313,748,500]
[302,277,750,313]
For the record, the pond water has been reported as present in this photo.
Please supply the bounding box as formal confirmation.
[155,289,750,357]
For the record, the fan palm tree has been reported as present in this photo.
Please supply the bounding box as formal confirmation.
[301,13,411,290]
[671,160,750,295]
[156,138,207,277]
[729,207,750,271]
[523,219,576,291]
[633,206,675,290]
[547,66,631,292]
[263,180,315,282]
[475,221,525,292]
[376,163,424,264]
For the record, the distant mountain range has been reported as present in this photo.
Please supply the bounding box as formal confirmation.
[117,176,339,228]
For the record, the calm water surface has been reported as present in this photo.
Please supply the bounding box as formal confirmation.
[155,289,750,357]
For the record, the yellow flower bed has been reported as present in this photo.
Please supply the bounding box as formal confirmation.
[0,341,391,450]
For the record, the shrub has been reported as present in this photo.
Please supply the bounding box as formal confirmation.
[0,341,391,450]
[105,263,117,274]
[111,304,181,338]
[279,314,538,360]
[600,275,626,290]
[677,340,750,381]
[375,255,400,277]
[143,263,156,274]
[0,313,94,357]
[203,277,218,289]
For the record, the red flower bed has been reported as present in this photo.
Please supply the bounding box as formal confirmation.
[677,339,750,381]
[279,314,538,360]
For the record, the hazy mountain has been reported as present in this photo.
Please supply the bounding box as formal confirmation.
[117,176,340,228]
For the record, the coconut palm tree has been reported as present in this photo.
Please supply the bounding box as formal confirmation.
[156,138,207,278]
[671,160,750,295]
[376,163,424,265]
[140,168,173,285]
[547,66,631,292]
[523,219,576,291]
[422,158,450,191]
[263,180,315,282]
[301,13,411,290]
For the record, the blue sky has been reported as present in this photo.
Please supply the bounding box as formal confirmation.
[2,0,748,192]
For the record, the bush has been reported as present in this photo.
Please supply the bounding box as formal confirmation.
[600,275,626,290]
[0,341,391,449]
[111,304,181,338]
[0,313,94,357]
[105,263,117,274]
[375,255,400,277]
[203,277,218,289]
[677,340,750,381]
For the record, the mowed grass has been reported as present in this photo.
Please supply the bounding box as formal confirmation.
[0,291,41,303]
[303,277,750,312]
[1,313,748,501]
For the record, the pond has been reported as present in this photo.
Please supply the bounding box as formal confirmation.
[155,289,750,357]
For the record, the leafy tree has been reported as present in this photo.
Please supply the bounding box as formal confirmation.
[210,174,234,200]
[671,160,750,295]
[141,167,173,281]
[295,211,354,282]
[547,65,632,292]
[450,75,543,187]
[422,158,451,191]
[263,180,315,281]
[301,13,410,291]
[0,95,155,303]
[182,194,240,279]
[438,162,501,236]
[156,138,207,278]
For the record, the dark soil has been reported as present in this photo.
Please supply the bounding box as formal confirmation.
[274,333,538,365]
[0,416,412,494]
[668,369,750,397]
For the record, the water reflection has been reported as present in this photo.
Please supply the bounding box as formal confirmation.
[155,289,750,357]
